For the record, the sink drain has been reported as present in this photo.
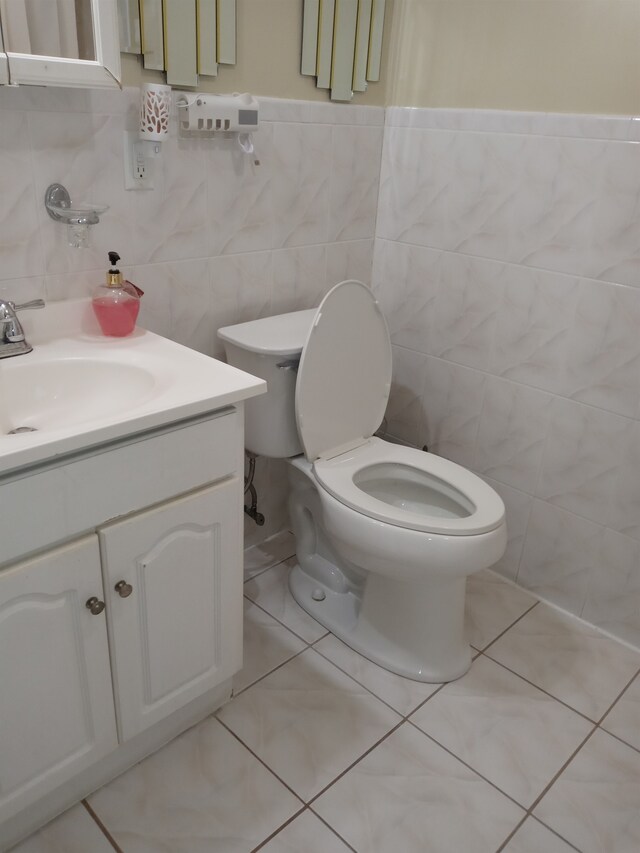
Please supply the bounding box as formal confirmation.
[7,426,38,434]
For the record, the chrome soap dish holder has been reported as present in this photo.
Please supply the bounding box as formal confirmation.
[45,183,109,249]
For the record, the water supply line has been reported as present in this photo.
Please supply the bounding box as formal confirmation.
[244,451,265,526]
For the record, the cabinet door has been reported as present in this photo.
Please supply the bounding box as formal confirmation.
[0,537,118,823]
[100,480,243,741]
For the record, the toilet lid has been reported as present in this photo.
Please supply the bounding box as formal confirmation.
[295,280,392,462]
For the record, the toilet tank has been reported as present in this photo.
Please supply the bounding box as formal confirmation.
[218,309,316,458]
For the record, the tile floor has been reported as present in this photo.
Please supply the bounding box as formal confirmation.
[13,530,640,853]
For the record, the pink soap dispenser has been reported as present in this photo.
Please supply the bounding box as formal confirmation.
[92,251,144,337]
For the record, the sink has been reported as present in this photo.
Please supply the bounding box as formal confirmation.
[0,298,266,476]
[1,359,157,433]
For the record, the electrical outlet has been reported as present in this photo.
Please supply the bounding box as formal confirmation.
[123,131,155,190]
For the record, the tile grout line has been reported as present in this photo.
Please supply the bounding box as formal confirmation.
[478,651,600,726]
[391,335,640,432]
[240,579,566,811]
[310,637,443,718]
[532,817,583,853]
[494,812,583,853]
[482,655,640,732]
[476,598,540,656]
[306,720,406,808]
[249,805,359,853]
[312,618,638,849]
[243,563,283,584]
[230,639,410,799]
[231,643,310,698]
[82,800,124,853]
[219,709,403,832]
[254,568,543,721]
[242,590,330,647]
[240,563,640,850]
[595,664,640,727]
[528,816,584,853]
[309,807,359,852]
[510,723,601,848]
[493,814,529,853]
[598,725,640,758]
[405,720,529,812]
[248,805,307,853]
[243,549,297,585]
[215,717,307,806]
[376,234,640,301]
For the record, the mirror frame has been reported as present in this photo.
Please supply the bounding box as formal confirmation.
[0,21,8,84]
[4,0,120,88]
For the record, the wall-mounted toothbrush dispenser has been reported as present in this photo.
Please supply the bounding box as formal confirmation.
[176,93,259,133]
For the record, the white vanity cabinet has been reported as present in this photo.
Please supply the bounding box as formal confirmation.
[0,405,248,849]
[100,481,241,741]
[0,536,118,826]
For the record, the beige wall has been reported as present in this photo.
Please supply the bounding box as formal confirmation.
[122,0,639,115]
[122,0,391,106]
[386,0,640,115]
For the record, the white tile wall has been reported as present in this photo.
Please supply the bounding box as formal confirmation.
[374,107,640,650]
[0,87,383,548]
[2,87,639,648]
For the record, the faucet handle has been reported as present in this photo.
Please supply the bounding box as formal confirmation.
[11,299,45,311]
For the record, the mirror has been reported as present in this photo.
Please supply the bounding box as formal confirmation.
[0,0,95,59]
[302,0,387,101]
[0,0,120,87]
[140,0,163,71]
[118,0,236,86]
[164,0,197,87]
[118,0,140,54]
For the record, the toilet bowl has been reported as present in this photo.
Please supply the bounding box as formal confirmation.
[219,280,506,682]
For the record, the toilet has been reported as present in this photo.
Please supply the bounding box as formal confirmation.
[219,280,506,682]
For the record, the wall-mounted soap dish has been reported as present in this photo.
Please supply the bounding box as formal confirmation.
[45,183,109,249]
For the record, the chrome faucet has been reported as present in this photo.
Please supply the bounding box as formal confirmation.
[0,299,45,358]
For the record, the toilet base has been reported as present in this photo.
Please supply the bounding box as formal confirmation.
[289,563,472,683]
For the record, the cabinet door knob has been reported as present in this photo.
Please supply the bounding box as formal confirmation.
[86,596,105,615]
[115,580,133,598]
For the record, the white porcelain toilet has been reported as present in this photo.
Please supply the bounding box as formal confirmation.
[219,280,506,682]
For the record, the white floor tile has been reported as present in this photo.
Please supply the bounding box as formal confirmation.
[218,648,401,801]
[234,599,306,694]
[244,531,296,580]
[260,810,351,852]
[465,569,537,650]
[314,722,524,853]
[314,634,441,716]
[534,728,640,853]
[486,603,640,720]
[88,716,301,853]
[601,673,640,752]
[502,817,577,853]
[244,558,327,643]
[410,655,592,807]
[9,804,113,853]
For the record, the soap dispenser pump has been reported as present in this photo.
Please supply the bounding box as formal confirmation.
[92,251,143,337]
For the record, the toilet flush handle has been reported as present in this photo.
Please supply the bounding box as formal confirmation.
[276,359,299,372]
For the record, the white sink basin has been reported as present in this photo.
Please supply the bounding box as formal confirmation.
[0,299,265,475]
[2,358,157,432]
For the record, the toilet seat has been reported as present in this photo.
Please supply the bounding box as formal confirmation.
[295,280,392,463]
[314,437,504,536]
[294,280,503,537]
